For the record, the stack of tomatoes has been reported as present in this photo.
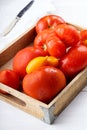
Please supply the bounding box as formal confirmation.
[34,15,87,80]
[0,15,87,104]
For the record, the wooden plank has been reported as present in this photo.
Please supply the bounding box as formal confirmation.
[0,27,36,67]
[50,67,87,116]
[0,83,48,119]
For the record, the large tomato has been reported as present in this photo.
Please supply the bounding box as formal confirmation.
[55,24,80,47]
[36,15,65,33]
[46,35,66,58]
[80,30,87,47]
[0,69,20,94]
[23,66,66,103]
[34,29,66,58]
[13,46,46,78]
[59,45,87,80]
[34,29,51,54]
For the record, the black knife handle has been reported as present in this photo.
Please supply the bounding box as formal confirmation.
[17,0,34,18]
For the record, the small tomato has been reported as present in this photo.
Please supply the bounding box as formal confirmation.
[26,56,59,74]
[0,69,20,94]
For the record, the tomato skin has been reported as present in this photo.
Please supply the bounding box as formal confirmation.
[23,66,66,103]
[80,30,87,47]
[35,23,80,57]
[34,29,57,54]
[13,46,46,78]
[36,15,65,33]
[0,69,20,94]
[59,45,87,80]
[34,28,66,57]
[34,29,49,53]
[55,24,80,47]
[46,36,66,58]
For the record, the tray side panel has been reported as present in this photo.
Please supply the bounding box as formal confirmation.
[0,83,46,120]
[0,27,36,67]
[52,68,87,116]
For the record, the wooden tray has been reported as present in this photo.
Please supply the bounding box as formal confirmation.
[0,24,87,124]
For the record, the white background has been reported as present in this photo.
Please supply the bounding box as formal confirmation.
[0,0,87,130]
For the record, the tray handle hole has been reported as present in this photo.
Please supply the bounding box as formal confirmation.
[0,92,26,107]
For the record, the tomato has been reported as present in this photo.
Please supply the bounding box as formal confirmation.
[34,29,66,57]
[59,45,87,80]
[23,66,66,103]
[55,24,80,47]
[13,46,46,78]
[34,23,81,57]
[26,56,59,74]
[46,36,66,58]
[34,29,57,55]
[0,69,20,94]
[34,29,57,54]
[34,29,49,54]
[36,15,65,33]
[80,30,87,47]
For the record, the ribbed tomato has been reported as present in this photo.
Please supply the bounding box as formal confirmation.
[55,24,80,47]
[36,15,65,33]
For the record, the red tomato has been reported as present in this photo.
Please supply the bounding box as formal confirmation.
[46,36,66,58]
[55,24,80,47]
[34,29,49,54]
[34,29,57,54]
[36,15,65,33]
[80,30,87,47]
[13,46,46,78]
[0,69,20,94]
[23,66,66,103]
[59,45,87,80]
[34,28,66,57]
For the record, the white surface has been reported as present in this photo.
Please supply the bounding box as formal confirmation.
[0,0,87,129]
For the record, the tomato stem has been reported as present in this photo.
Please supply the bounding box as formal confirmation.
[42,44,47,51]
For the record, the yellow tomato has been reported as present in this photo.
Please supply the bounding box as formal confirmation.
[26,56,59,74]
[47,56,59,67]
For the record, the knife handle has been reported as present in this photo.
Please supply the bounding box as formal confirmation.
[1,17,20,36]
[17,0,34,18]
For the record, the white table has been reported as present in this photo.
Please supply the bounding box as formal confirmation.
[0,0,87,129]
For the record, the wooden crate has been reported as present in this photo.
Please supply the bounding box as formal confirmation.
[0,24,87,124]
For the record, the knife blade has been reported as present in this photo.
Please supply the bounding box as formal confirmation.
[2,0,34,36]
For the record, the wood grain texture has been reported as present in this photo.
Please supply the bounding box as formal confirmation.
[0,26,36,67]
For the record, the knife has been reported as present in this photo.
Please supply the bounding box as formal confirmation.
[2,0,34,36]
